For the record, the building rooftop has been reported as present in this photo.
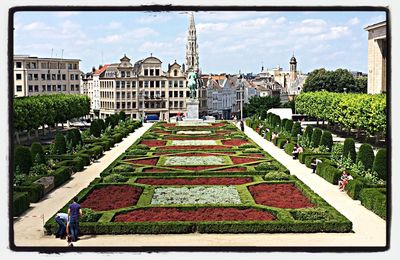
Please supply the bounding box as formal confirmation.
[364,20,386,31]
[13,55,81,61]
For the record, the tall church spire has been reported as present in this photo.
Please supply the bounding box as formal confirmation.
[186,12,199,73]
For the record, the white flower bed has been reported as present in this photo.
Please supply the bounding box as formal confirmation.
[163,156,227,166]
[151,186,242,205]
[170,140,218,146]
[176,130,212,135]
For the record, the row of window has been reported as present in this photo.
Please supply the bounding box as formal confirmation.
[143,68,160,76]
[15,61,78,70]
[112,80,186,89]
[20,73,80,81]
[15,84,80,92]
[100,100,185,110]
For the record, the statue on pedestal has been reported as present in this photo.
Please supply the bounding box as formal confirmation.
[187,71,198,99]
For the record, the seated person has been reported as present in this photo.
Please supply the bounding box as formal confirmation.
[310,158,322,173]
[338,171,353,192]
[292,144,303,159]
[282,139,290,149]
[271,132,279,142]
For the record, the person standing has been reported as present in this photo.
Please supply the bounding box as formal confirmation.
[68,197,83,242]
[54,212,68,239]
[240,120,244,132]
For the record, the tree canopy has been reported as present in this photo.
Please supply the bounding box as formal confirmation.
[243,96,281,119]
[303,68,367,93]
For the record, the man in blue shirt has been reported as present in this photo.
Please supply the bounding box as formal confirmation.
[68,196,83,242]
[54,212,68,239]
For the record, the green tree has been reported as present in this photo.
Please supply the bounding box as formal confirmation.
[291,122,301,138]
[119,111,126,121]
[285,120,294,133]
[14,146,32,174]
[303,68,360,93]
[243,96,281,119]
[303,125,313,142]
[319,131,333,151]
[311,128,322,148]
[90,120,102,137]
[354,76,367,93]
[343,138,357,163]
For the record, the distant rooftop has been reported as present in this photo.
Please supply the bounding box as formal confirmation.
[13,54,81,61]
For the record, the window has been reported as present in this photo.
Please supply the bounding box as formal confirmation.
[59,63,66,69]
[169,91,173,97]
[116,92,120,99]
[31,62,37,69]
[132,92,136,98]
[75,85,79,91]
[73,63,78,69]
[117,102,120,109]
[121,81,125,88]
[42,85,46,92]
[70,74,74,80]
[47,74,51,80]
[62,74,66,80]
[174,69,178,76]
[150,69,154,76]
[34,85,39,92]
[139,81,143,88]
[126,71,130,77]
[62,85,66,91]
[169,80,172,87]
[47,85,51,91]
[57,74,61,80]
[76,74,80,80]
[127,92,131,99]
[16,62,22,68]
[122,92,125,99]
[144,81,149,88]
[68,63,73,69]
[132,102,136,108]
[161,81,165,88]
[27,74,33,80]
[150,81,154,88]
[174,81,178,87]
[50,63,57,69]
[116,81,120,88]
[174,101,178,108]
[121,71,125,77]
[155,81,160,88]
[126,81,131,88]
[144,69,148,76]
[179,81,184,88]
[155,69,160,76]
[16,85,22,92]
[174,91,178,97]
[57,85,61,91]
[28,85,33,92]
[52,74,56,80]
[41,74,46,80]
[132,81,136,88]
[179,101,184,108]
[16,74,22,80]
[179,91,184,97]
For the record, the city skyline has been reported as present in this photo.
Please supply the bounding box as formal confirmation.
[14,11,386,74]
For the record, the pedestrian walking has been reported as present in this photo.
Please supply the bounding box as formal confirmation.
[68,196,83,242]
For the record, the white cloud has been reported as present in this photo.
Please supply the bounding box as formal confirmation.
[139,41,170,53]
[275,16,287,24]
[237,17,272,28]
[317,26,349,40]
[347,17,360,26]
[100,34,123,43]
[291,19,327,35]
[21,22,53,31]
[136,15,171,24]
[197,22,228,33]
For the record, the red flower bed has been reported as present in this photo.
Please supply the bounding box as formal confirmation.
[136,177,253,185]
[126,158,158,166]
[216,167,247,172]
[161,123,176,127]
[222,139,249,146]
[114,207,275,222]
[140,140,166,147]
[248,183,314,209]
[81,185,142,211]
[211,123,226,127]
[159,145,230,150]
[230,156,260,165]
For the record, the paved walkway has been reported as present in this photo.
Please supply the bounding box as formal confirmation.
[13,122,386,248]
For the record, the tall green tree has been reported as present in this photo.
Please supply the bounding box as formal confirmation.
[243,96,281,119]
[303,68,361,93]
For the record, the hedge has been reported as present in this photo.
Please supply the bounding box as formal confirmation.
[52,166,72,187]
[13,192,30,217]
[284,143,295,155]
[303,125,313,142]
[316,162,342,184]
[112,133,124,143]
[14,183,44,203]
[304,154,332,168]
[343,138,356,163]
[373,149,387,180]
[54,133,67,155]
[356,144,375,171]
[359,188,386,220]
[311,128,322,148]
[54,157,84,172]
[344,179,364,200]
[285,120,293,133]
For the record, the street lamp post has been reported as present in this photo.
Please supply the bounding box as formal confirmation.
[240,76,244,120]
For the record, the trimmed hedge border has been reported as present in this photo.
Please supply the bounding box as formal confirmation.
[359,188,386,220]
[13,192,30,217]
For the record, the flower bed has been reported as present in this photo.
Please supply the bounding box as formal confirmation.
[114,207,276,222]
[136,177,253,185]
[140,140,166,147]
[80,185,142,211]
[230,156,261,165]
[216,167,247,172]
[159,145,230,150]
[176,130,212,135]
[248,183,314,209]
[151,186,242,205]
[222,139,250,146]
[168,140,219,146]
[161,155,230,166]
[125,158,158,166]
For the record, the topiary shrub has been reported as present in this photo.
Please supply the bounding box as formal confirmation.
[291,122,301,138]
[14,146,32,174]
[285,120,293,133]
[54,133,67,155]
[264,171,290,180]
[356,144,375,171]
[311,128,322,148]
[13,192,30,216]
[373,149,387,181]
[343,138,356,163]
[66,130,77,149]
[319,131,333,151]
[281,119,288,132]
[303,125,313,143]
[103,173,129,183]
[72,128,83,146]
[90,120,102,137]
[30,142,45,165]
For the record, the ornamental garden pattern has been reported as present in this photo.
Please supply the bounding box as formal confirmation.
[45,121,352,234]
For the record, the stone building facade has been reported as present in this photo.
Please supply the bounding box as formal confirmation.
[365,21,387,94]
[13,55,81,97]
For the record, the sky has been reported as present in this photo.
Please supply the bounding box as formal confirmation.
[13,11,386,74]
